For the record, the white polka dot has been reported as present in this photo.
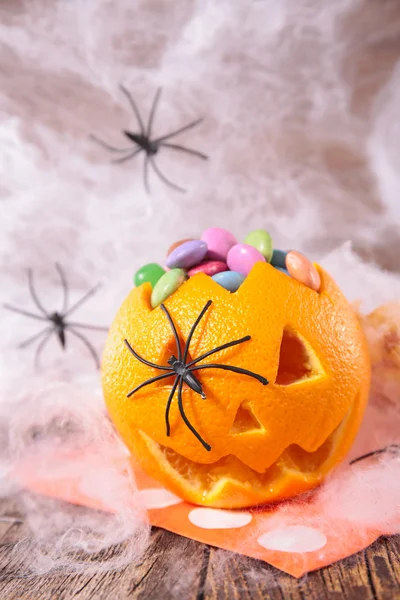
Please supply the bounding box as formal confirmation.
[138,488,182,509]
[258,526,327,553]
[188,507,252,529]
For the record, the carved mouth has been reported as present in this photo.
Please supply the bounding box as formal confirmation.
[138,414,346,497]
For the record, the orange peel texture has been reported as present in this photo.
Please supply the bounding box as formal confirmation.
[102,263,371,508]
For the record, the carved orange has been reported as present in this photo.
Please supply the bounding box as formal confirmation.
[102,263,370,508]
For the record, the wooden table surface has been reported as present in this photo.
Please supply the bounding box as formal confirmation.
[1,498,400,600]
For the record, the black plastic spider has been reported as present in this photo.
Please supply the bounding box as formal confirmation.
[4,264,107,369]
[124,300,269,451]
[350,444,400,465]
[90,85,208,194]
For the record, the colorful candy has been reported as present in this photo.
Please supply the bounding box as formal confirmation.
[134,263,165,288]
[167,238,194,256]
[285,251,321,292]
[212,271,245,292]
[271,249,288,269]
[136,228,320,310]
[201,228,237,262]
[244,229,273,262]
[151,268,187,308]
[226,244,266,276]
[166,240,208,270]
[188,260,227,277]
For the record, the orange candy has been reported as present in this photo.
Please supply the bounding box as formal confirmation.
[166,238,194,257]
[286,250,321,292]
[102,262,370,508]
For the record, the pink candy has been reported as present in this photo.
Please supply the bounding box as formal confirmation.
[201,227,237,262]
[227,244,266,276]
[188,260,227,277]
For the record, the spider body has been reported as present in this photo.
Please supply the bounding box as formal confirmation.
[91,85,207,193]
[50,311,67,347]
[124,300,269,451]
[123,131,158,156]
[168,355,205,398]
[4,264,107,369]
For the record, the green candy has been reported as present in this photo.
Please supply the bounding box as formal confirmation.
[134,263,165,289]
[244,229,273,262]
[151,268,187,308]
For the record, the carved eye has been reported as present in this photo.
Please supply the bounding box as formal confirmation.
[275,327,322,386]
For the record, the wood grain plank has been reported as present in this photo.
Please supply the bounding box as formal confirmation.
[1,499,400,600]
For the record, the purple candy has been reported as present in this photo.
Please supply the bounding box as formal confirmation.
[166,239,208,270]
[227,243,266,276]
[201,227,237,262]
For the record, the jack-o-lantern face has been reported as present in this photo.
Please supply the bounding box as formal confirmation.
[102,263,370,508]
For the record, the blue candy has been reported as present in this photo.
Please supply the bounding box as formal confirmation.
[275,266,290,276]
[212,270,245,292]
[271,249,287,269]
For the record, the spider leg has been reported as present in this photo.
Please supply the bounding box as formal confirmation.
[68,327,101,369]
[112,148,143,164]
[119,84,146,134]
[124,339,173,371]
[165,376,180,436]
[154,118,203,144]
[187,336,251,367]
[160,304,182,361]
[90,134,134,153]
[190,363,269,386]
[28,269,49,317]
[160,143,208,161]
[34,329,54,370]
[19,326,53,349]
[178,377,211,451]
[3,304,47,321]
[66,322,108,331]
[147,87,162,139]
[183,300,212,363]
[149,156,186,193]
[127,371,174,398]
[64,284,101,317]
[350,444,400,465]
[55,263,69,315]
[144,154,150,194]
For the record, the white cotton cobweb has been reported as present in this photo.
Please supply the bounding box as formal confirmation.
[0,0,400,580]
[0,381,150,576]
